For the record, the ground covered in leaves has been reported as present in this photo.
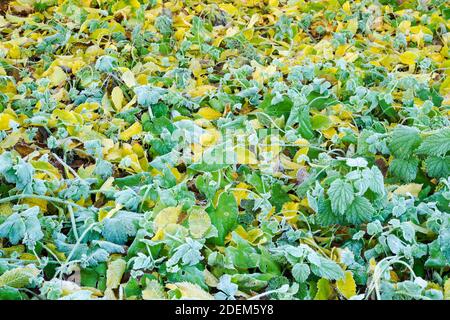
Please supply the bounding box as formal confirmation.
[0,0,449,300]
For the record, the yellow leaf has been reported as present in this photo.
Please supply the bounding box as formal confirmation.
[0,113,18,130]
[154,206,181,230]
[444,278,450,300]
[347,18,358,34]
[111,86,124,111]
[322,127,337,139]
[53,109,82,125]
[106,258,127,290]
[199,128,220,146]
[189,85,216,98]
[190,59,203,78]
[232,182,250,205]
[393,183,422,198]
[398,20,411,33]
[342,1,351,15]
[22,198,47,212]
[282,201,300,224]
[31,161,61,179]
[399,51,418,65]
[336,271,357,299]
[0,265,39,288]
[188,208,211,238]
[48,66,67,87]
[0,130,22,148]
[121,69,136,88]
[0,203,13,216]
[219,3,237,16]
[119,122,142,141]
[235,146,258,164]
[8,44,21,59]
[315,278,333,300]
[142,279,165,300]
[166,282,214,300]
[197,107,222,120]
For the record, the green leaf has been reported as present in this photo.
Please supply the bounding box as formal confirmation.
[417,128,450,156]
[311,114,331,130]
[309,255,345,280]
[260,94,293,118]
[292,263,310,283]
[114,173,152,188]
[0,286,25,300]
[207,192,238,246]
[316,197,344,226]
[102,211,141,245]
[425,156,450,178]
[0,207,43,246]
[270,183,291,212]
[388,125,422,159]
[224,233,259,269]
[425,239,448,268]
[345,196,374,225]
[328,179,354,215]
[389,158,419,182]
[362,166,385,195]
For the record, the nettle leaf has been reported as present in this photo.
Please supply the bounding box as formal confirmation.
[328,179,354,215]
[292,263,310,283]
[388,125,422,159]
[95,55,118,73]
[362,166,385,195]
[134,85,165,107]
[316,197,344,226]
[425,156,450,178]
[417,128,450,156]
[345,196,374,225]
[309,254,344,280]
[389,158,419,182]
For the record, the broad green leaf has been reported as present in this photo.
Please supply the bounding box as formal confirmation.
[207,192,238,245]
[417,128,450,156]
[345,196,374,225]
[389,158,419,182]
[328,179,354,215]
[388,126,422,159]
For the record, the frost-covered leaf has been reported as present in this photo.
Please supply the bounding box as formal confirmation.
[345,196,374,225]
[328,179,354,215]
[0,265,39,288]
[388,126,422,159]
[417,128,450,156]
